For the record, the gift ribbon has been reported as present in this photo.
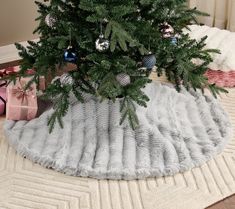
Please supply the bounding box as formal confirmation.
[0,81,7,114]
[0,81,7,88]
[0,96,6,114]
[12,81,35,120]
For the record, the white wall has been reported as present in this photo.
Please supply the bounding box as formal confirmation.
[1,0,234,47]
[0,0,40,46]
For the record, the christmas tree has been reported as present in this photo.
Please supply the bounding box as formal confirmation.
[7,0,227,132]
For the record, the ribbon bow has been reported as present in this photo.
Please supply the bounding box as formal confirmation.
[12,81,35,105]
[0,81,7,88]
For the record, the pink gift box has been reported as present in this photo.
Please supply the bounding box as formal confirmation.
[24,68,46,91]
[38,76,46,91]
[1,67,46,91]
[6,78,38,121]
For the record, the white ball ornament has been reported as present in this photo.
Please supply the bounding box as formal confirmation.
[116,73,131,87]
[45,14,56,28]
[60,73,74,85]
[51,76,61,84]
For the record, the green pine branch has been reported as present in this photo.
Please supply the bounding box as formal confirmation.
[4,0,228,133]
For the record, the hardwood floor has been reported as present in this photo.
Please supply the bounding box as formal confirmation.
[207,195,235,209]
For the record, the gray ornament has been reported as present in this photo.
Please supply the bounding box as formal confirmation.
[60,73,74,85]
[95,34,110,52]
[142,53,156,70]
[116,73,131,86]
[45,14,56,28]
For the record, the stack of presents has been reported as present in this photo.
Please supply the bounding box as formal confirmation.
[0,67,46,120]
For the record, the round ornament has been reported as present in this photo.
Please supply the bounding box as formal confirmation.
[51,76,61,84]
[142,53,156,70]
[64,46,77,63]
[95,34,110,52]
[45,14,56,28]
[159,22,174,38]
[60,73,74,85]
[103,18,109,23]
[171,36,177,45]
[116,73,131,87]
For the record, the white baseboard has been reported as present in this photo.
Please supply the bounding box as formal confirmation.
[0,39,38,65]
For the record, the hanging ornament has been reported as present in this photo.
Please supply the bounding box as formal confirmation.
[95,22,110,52]
[60,73,74,85]
[95,34,110,52]
[137,8,142,21]
[45,14,56,28]
[51,76,61,84]
[116,73,131,87]
[159,22,174,38]
[142,52,156,70]
[64,28,77,63]
[64,46,77,63]
[171,36,177,45]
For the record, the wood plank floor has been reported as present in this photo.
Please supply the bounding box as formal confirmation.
[207,195,235,209]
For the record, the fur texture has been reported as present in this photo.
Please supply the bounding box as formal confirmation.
[4,83,233,180]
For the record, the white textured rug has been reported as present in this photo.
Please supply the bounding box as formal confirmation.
[4,82,233,180]
[0,75,235,209]
[187,25,235,72]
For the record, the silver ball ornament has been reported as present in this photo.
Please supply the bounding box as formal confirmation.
[116,73,131,87]
[51,76,61,84]
[160,22,174,38]
[60,73,74,85]
[45,14,56,28]
[95,34,110,52]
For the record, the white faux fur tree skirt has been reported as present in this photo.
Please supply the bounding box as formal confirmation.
[4,83,233,180]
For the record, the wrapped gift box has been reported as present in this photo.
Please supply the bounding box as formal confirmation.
[6,78,38,121]
[1,66,46,91]
[0,67,18,78]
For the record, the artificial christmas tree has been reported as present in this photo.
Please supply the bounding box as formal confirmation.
[4,0,227,132]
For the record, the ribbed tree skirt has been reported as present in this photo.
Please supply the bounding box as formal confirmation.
[4,83,233,180]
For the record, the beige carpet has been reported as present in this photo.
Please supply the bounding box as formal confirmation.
[0,76,235,209]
